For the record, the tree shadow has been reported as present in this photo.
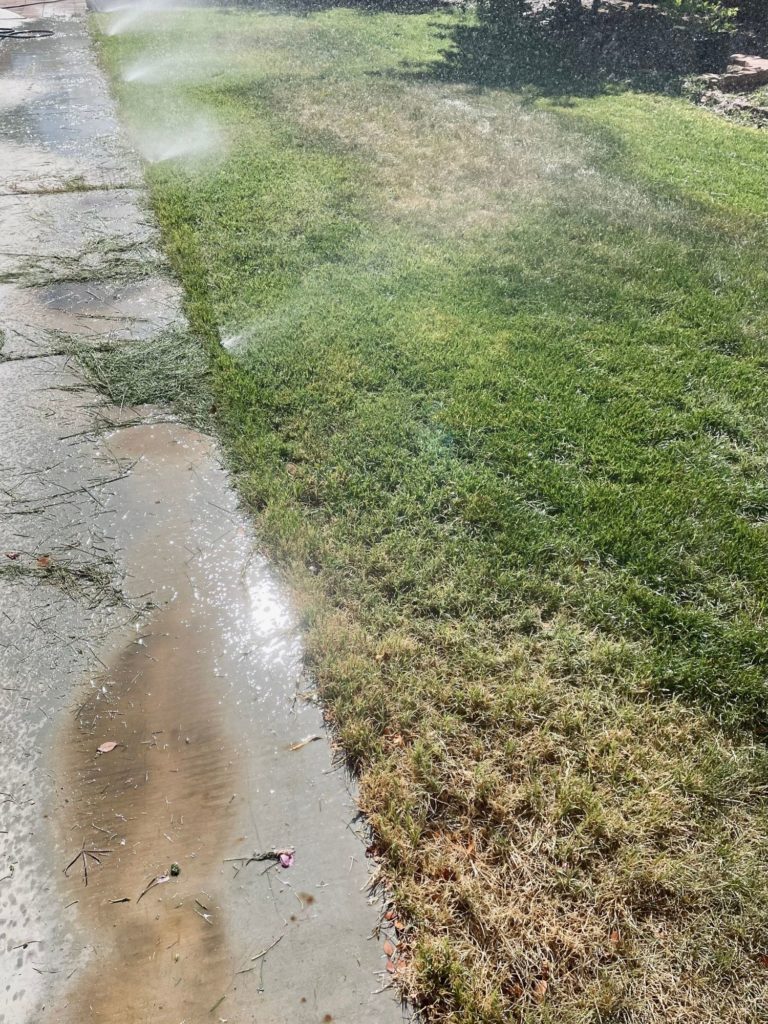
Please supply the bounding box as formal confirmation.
[403,3,739,99]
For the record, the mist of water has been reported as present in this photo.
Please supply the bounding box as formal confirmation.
[221,332,247,352]
[135,118,223,164]
[122,54,214,84]
[105,7,145,36]
[109,2,226,169]
[104,0,186,36]
[122,60,158,82]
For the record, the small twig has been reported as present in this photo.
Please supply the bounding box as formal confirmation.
[63,846,111,886]
[136,873,170,904]
[91,823,117,838]
[223,847,294,868]
[209,994,225,1015]
[250,934,283,962]
[289,734,321,751]
[371,982,395,996]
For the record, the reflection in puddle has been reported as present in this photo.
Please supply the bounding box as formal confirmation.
[54,422,394,1022]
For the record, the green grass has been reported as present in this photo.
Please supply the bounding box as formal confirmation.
[97,6,768,1021]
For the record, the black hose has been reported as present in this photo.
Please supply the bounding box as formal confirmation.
[0,26,56,36]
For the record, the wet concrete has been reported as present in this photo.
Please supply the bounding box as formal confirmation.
[0,10,182,360]
[0,6,404,1024]
[0,189,163,285]
[0,356,135,1022]
[0,16,139,193]
[0,278,183,358]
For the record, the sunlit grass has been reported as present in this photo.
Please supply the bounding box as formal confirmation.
[97,6,768,1021]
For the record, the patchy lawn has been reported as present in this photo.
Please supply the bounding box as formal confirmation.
[97,5,768,1021]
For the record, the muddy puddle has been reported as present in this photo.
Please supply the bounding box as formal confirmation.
[53,422,397,1023]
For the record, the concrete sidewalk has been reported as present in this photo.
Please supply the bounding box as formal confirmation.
[0,7,404,1023]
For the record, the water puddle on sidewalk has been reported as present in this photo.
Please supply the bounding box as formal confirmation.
[53,421,395,1023]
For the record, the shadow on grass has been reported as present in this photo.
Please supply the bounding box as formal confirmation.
[402,4,737,99]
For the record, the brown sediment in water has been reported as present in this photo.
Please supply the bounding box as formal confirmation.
[59,600,240,1021]
[56,423,248,1022]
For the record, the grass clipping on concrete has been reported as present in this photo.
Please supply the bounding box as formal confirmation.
[99,6,768,1021]
[74,330,212,423]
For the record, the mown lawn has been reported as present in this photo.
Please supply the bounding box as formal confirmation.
[97,5,768,1021]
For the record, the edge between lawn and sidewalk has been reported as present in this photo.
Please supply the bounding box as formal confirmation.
[88,5,768,1022]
